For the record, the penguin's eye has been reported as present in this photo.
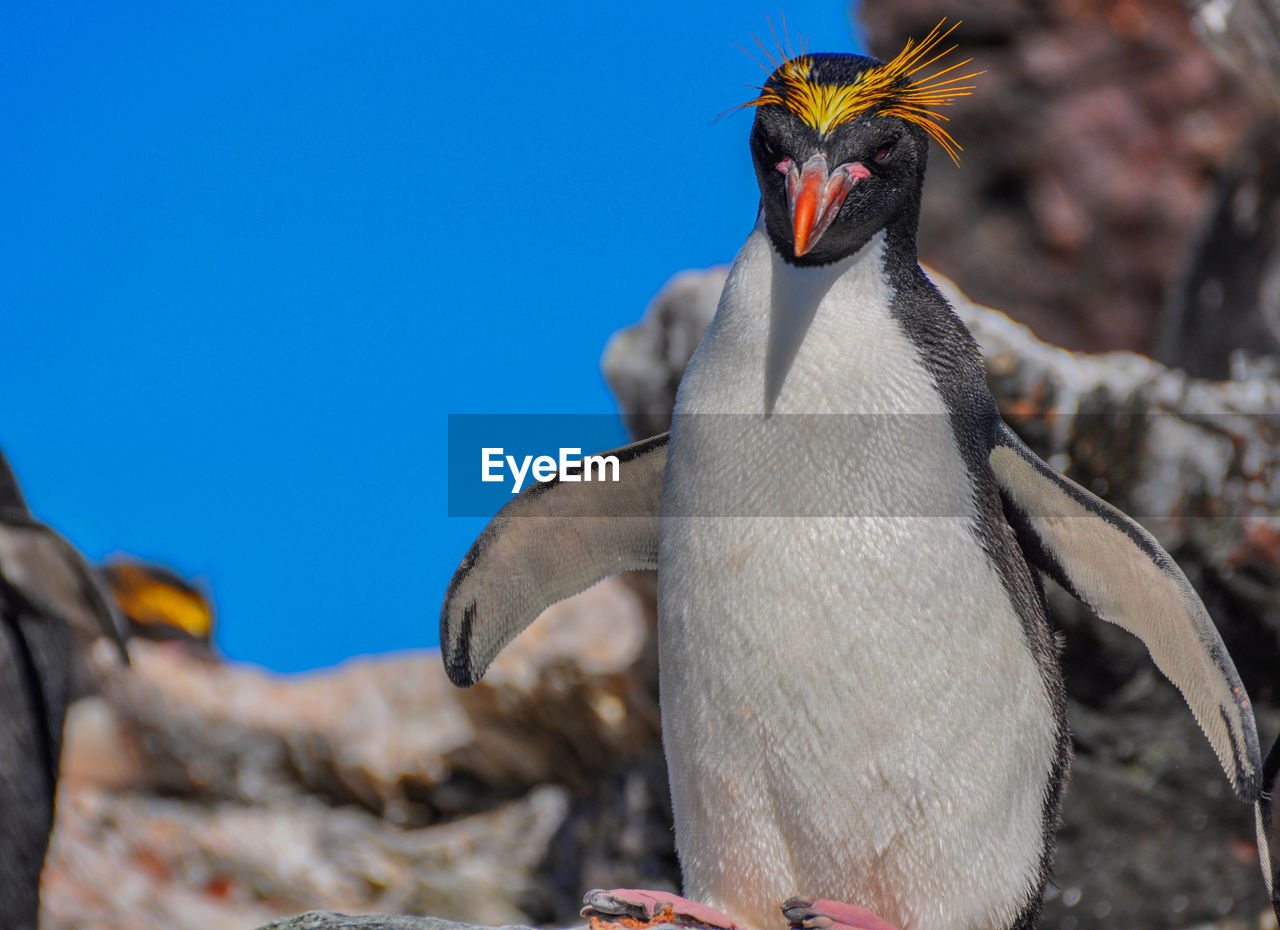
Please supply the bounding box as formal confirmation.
[755,133,783,165]
[872,142,895,162]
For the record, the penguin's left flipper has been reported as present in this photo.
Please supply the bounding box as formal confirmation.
[440,432,668,688]
[0,518,130,665]
[991,421,1260,801]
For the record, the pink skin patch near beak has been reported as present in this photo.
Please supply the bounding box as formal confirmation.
[782,154,871,258]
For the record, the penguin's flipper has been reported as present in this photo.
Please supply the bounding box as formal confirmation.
[0,519,130,664]
[990,421,1261,801]
[440,432,668,687]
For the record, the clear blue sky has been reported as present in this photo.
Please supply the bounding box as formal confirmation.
[1,1,865,672]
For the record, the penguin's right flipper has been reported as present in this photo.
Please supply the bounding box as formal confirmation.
[440,432,667,687]
[990,421,1260,801]
[1255,733,1280,920]
[0,519,130,664]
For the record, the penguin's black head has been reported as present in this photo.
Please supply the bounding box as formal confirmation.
[742,22,977,266]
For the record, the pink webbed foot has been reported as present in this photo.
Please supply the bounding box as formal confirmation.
[782,897,901,930]
[582,889,740,930]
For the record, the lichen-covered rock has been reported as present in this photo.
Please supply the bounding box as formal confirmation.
[257,914,535,930]
[44,781,568,930]
[70,575,656,814]
[603,268,728,441]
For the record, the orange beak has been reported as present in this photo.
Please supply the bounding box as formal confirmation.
[785,154,871,257]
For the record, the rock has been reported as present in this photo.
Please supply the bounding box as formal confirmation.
[44,779,569,929]
[602,270,727,439]
[257,914,534,930]
[42,577,661,930]
[603,268,728,441]
[1054,672,1267,927]
[69,576,656,814]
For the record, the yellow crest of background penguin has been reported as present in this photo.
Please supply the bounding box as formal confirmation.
[441,21,1268,930]
[0,448,128,930]
[97,557,216,653]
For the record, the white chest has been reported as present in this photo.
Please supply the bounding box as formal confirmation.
[656,226,1056,930]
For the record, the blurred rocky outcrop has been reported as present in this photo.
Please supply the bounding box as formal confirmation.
[41,578,673,930]
[602,268,729,440]
[858,0,1278,365]
[258,915,533,930]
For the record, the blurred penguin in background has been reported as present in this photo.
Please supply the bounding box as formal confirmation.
[0,447,127,930]
[98,556,216,657]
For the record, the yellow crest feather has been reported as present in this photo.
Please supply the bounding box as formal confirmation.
[742,20,981,163]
